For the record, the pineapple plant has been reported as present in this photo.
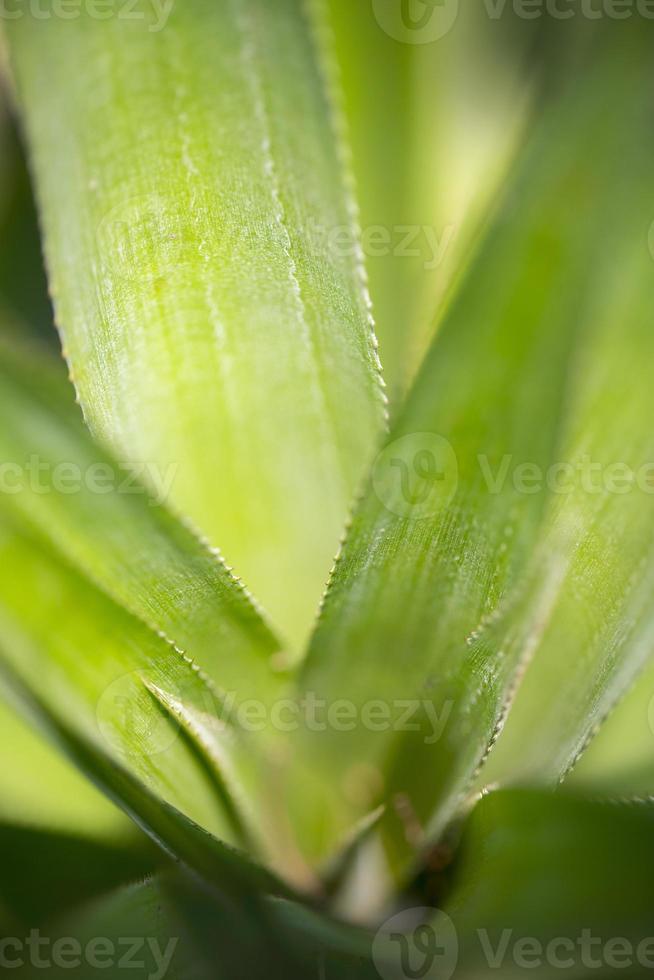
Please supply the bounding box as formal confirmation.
[1,2,654,977]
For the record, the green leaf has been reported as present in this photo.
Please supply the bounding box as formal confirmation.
[288,26,654,885]
[5,0,386,648]
[567,660,654,798]
[0,335,283,704]
[0,823,163,929]
[443,789,654,977]
[321,0,417,396]
[0,693,134,840]
[36,868,379,980]
[479,212,654,787]
[0,334,322,883]
[326,1,539,392]
[0,517,294,893]
[27,792,654,979]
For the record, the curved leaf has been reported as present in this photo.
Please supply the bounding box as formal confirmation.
[29,792,654,979]
[0,694,131,840]
[567,660,654,798]
[6,0,386,648]
[326,0,538,391]
[0,516,292,895]
[445,790,654,978]
[0,823,163,928]
[480,234,654,789]
[288,27,654,886]
[0,335,283,704]
[34,869,379,980]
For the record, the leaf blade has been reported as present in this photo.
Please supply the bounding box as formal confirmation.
[289,27,654,885]
[6,0,386,647]
[0,335,283,704]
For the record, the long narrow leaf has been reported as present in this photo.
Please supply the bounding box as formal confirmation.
[480,231,654,789]
[444,790,654,978]
[0,823,162,928]
[289,27,654,885]
[326,0,538,391]
[0,693,132,839]
[0,517,291,894]
[5,0,386,647]
[565,660,654,798]
[0,334,282,704]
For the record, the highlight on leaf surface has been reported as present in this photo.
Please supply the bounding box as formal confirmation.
[2,3,654,977]
[287,25,654,891]
[0,333,284,704]
[5,0,387,650]
[0,333,310,887]
[327,0,539,392]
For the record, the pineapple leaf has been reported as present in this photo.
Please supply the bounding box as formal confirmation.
[289,26,654,884]
[0,337,301,888]
[0,645,288,898]
[478,217,654,790]
[0,331,314,859]
[0,693,133,839]
[42,869,380,980]
[5,0,386,649]
[0,823,162,929]
[18,791,654,979]
[565,658,654,799]
[0,334,283,703]
[327,1,538,393]
[444,790,654,977]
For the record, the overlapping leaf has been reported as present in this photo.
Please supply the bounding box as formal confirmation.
[566,660,654,799]
[0,335,283,703]
[443,790,654,978]
[22,790,654,979]
[0,90,141,850]
[0,515,292,888]
[289,26,654,886]
[480,232,654,789]
[0,694,132,840]
[5,0,386,648]
[31,868,379,980]
[327,0,540,391]
[0,333,307,889]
